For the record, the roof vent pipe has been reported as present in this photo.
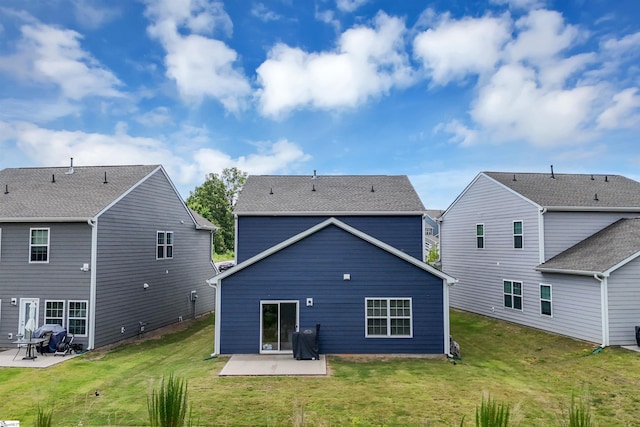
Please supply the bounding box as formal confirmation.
[312,170,317,180]
[52,174,56,183]
[594,193,599,201]
[512,174,517,181]
[269,188,273,195]
[65,157,74,175]
[591,174,594,180]
[371,185,375,192]
[312,184,316,192]
[550,165,555,179]
[4,184,8,194]
[605,176,608,182]
[103,172,108,184]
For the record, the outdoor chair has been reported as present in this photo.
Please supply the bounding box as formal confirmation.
[54,334,74,356]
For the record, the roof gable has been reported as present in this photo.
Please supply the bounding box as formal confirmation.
[0,165,159,220]
[213,217,456,283]
[484,172,640,209]
[234,175,426,215]
[537,217,640,275]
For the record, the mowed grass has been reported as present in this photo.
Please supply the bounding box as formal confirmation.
[1,310,640,426]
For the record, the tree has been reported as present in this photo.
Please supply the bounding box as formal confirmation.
[426,243,440,268]
[186,167,247,255]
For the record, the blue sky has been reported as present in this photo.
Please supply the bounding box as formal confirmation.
[0,0,639,209]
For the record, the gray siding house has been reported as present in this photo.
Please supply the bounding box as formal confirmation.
[0,164,216,350]
[440,171,640,346]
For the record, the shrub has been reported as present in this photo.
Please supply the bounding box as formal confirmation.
[148,373,192,427]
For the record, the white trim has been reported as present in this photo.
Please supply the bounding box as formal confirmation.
[234,214,238,265]
[18,298,39,337]
[259,300,299,353]
[67,300,89,337]
[88,219,98,349]
[604,250,640,276]
[0,217,92,222]
[594,274,610,347]
[443,280,452,356]
[214,282,221,355]
[364,298,413,338]
[236,211,426,217]
[29,227,50,263]
[503,279,523,311]
[44,299,65,325]
[513,220,524,249]
[539,284,552,317]
[422,214,426,262]
[0,227,2,262]
[476,223,485,249]
[538,208,546,264]
[213,217,457,284]
[156,230,174,260]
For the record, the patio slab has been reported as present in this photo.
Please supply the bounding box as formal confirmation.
[0,348,78,368]
[219,354,327,376]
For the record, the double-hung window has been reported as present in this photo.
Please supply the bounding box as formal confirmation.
[476,224,484,249]
[365,298,412,338]
[157,231,174,259]
[513,221,523,249]
[45,300,65,326]
[503,280,523,310]
[540,284,552,316]
[68,301,88,336]
[30,228,50,263]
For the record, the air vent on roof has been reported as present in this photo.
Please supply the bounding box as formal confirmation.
[512,174,517,181]
[52,174,56,183]
[4,184,8,194]
[103,172,108,184]
[550,165,555,179]
[65,157,74,175]
[371,185,375,192]
[594,193,599,201]
[605,176,609,182]
[312,184,316,192]
[590,174,594,180]
[269,188,273,195]
[312,170,317,180]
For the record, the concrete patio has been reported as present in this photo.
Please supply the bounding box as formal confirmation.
[0,348,78,368]
[219,354,327,376]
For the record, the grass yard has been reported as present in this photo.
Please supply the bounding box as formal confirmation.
[1,310,640,426]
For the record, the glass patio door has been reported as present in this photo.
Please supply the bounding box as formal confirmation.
[260,301,298,353]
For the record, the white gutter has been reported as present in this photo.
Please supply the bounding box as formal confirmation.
[543,206,640,212]
[0,217,91,223]
[88,218,98,350]
[594,273,610,347]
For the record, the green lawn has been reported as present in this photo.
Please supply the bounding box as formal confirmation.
[1,310,639,426]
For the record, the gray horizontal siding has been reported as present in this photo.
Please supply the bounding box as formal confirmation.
[93,170,215,348]
[0,222,92,347]
[543,212,640,260]
[607,260,640,345]
[221,225,444,355]
[237,215,424,262]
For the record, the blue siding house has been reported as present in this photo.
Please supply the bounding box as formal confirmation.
[211,174,456,356]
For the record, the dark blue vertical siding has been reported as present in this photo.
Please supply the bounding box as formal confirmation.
[221,225,444,354]
[237,215,423,262]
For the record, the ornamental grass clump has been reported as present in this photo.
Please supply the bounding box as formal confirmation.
[566,394,594,427]
[475,395,510,427]
[33,405,52,427]
[148,373,192,427]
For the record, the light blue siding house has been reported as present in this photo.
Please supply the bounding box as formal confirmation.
[0,164,216,350]
[211,174,456,355]
[440,170,640,346]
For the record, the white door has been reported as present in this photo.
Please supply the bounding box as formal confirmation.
[18,298,39,337]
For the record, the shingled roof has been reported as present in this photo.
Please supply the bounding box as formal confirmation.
[234,174,426,215]
[536,218,640,275]
[484,172,640,209]
[0,165,159,220]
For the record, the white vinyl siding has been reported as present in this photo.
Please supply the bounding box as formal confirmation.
[29,228,50,263]
[365,298,412,338]
[156,231,174,259]
[45,300,65,326]
[68,300,88,336]
[513,221,523,249]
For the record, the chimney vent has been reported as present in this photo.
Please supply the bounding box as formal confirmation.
[65,157,74,175]
[312,170,317,180]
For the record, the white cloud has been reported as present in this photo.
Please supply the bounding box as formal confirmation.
[135,106,174,127]
[336,0,369,13]
[251,3,282,22]
[256,12,414,118]
[490,0,546,11]
[144,0,250,111]
[413,13,511,85]
[597,88,640,129]
[72,0,120,29]
[434,120,479,146]
[0,23,123,100]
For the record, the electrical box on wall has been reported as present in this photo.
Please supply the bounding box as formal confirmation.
[306,298,313,307]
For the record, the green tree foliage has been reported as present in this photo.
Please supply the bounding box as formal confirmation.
[186,167,247,255]
[426,243,440,267]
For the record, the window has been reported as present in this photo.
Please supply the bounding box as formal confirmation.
[476,224,484,249]
[513,221,523,249]
[540,284,552,316]
[0,228,2,262]
[30,228,50,263]
[503,280,523,310]
[366,298,412,338]
[156,231,174,259]
[68,301,88,336]
[45,300,65,326]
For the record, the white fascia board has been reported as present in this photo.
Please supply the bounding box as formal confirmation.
[543,206,640,212]
[213,217,457,285]
[603,250,640,276]
[235,211,426,217]
[0,217,90,222]
[536,267,604,277]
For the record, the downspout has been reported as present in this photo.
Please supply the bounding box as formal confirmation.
[87,218,98,350]
[594,273,609,347]
[538,208,546,264]
[234,214,238,264]
[422,214,427,262]
[207,279,220,356]
[443,279,457,356]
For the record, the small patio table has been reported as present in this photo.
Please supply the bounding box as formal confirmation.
[12,338,45,361]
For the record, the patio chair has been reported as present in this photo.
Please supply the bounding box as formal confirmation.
[54,334,74,356]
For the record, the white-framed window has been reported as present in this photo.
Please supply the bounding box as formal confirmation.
[513,221,523,249]
[29,228,50,263]
[476,223,485,249]
[156,231,174,259]
[540,284,552,316]
[68,300,88,336]
[45,300,65,326]
[503,280,523,310]
[365,298,412,338]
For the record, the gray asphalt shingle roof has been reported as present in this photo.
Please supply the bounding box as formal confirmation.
[537,218,640,274]
[484,172,640,208]
[234,175,425,214]
[0,165,159,219]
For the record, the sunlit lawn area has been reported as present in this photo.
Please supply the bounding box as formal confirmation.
[1,310,639,426]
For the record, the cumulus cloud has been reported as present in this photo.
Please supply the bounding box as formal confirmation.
[0,23,123,100]
[490,0,546,11]
[256,12,414,118]
[72,0,120,29]
[251,3,282,22]
[336,0,369,13]
[144,0,251,111]
[597,88,640,129]
[413,12,511,85]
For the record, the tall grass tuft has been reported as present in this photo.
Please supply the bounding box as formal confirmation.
[34,405,52,427]
[148,373,192,427]
[566,394,594,427]
[475,395,510,427]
